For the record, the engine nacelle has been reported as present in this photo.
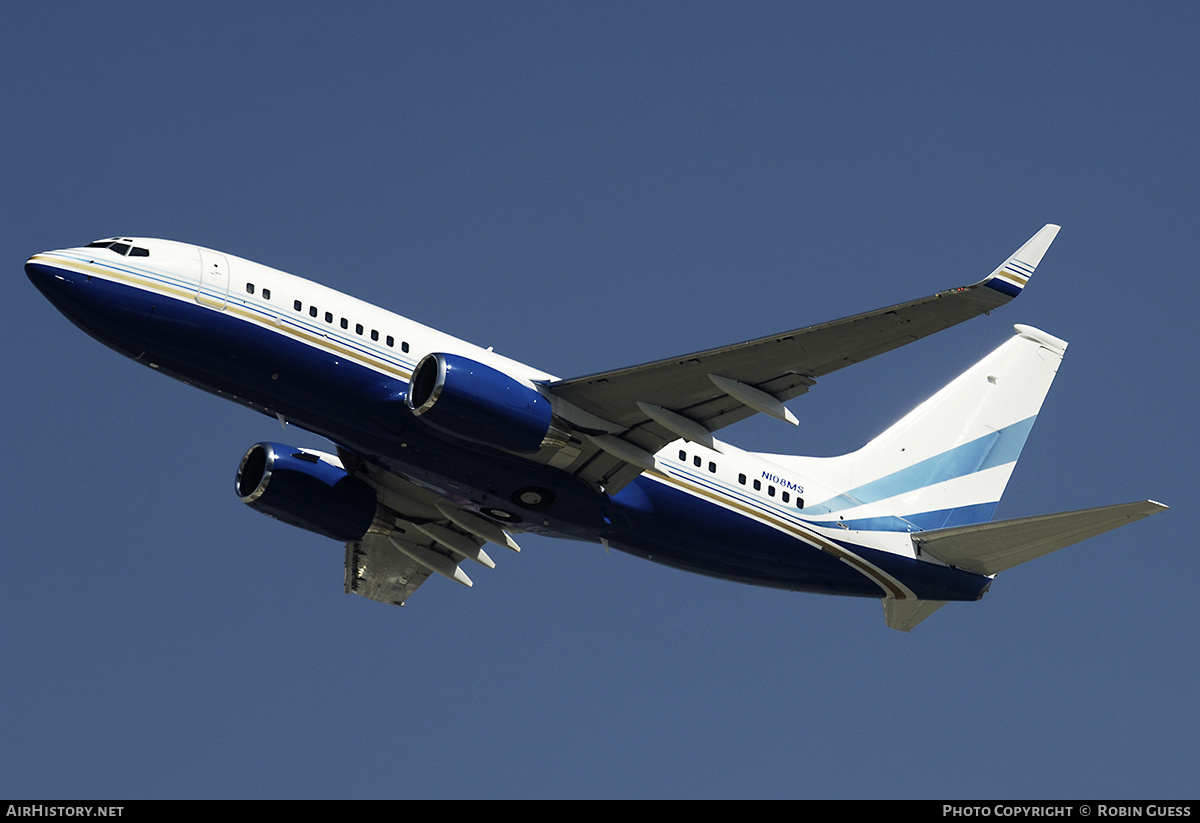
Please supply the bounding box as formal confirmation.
[406,352,567,453]
[235,442,378,542]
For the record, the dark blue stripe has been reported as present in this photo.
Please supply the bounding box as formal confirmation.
[985,277,1022,297]
[30,259,996,603]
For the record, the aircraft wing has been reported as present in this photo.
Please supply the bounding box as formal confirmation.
[341,451,523,606]
[543,225,1060,493]
[345,533,434,606]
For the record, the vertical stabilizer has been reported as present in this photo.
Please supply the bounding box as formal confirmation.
[776,326,1067,531]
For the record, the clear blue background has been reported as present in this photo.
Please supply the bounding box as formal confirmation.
[2,2,1195,799]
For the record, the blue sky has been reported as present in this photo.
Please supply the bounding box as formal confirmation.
[2,2,1196,799]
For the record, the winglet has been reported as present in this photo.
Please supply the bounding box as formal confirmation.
[981,224,1060,298]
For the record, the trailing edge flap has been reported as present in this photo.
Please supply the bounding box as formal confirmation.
[345,533,433,606]
[913,500,1167,577]
[345,520,480,605]
[883,598,948,632]
[340,453,523,605]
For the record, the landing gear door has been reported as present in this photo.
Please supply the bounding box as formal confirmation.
[197,248,230,310]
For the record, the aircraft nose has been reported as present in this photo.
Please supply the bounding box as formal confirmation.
[28,254,69,293]
[26,253,157,359]
[26,255,88,311]
[26,253,122,338]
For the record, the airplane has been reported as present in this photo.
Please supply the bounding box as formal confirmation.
[26,225,1166,631]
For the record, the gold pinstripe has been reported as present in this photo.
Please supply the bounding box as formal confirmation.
[33,254,415,381]
[34,253,916,599]
[644,467,913,599]
[993,267,1030,288]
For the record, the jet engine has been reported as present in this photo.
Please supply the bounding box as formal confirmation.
[406,352,567,453]
[235,442,378,542]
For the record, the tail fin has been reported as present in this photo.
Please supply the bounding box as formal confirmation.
[776,325,1068,531]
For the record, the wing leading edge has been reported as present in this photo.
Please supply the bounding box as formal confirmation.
[544,225,1061,493]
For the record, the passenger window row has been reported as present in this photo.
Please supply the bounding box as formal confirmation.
[242,283,410,353]
[677,449,804,509]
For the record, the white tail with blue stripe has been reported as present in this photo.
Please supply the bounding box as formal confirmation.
[768,324,1166,630]
[772,325,1066,533]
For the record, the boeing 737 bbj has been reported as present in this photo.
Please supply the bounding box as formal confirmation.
[26,226,1165,630]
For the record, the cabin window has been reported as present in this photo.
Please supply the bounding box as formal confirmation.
[246,283,255,295]
[738,473,746,485]
[309,306,318,318]
[679,450,687,461]
[262,289,271,300]
[402,341,410,353]
[355,323,364,335]
[693,456,702,468]
[708,461,716,473]
[370,329,379,341]
[325,312,333,323]
[796,498,805,509]
[782,491,790,503]
[768,486,776,497]
[386,335,394,347]
[293,300,302,311]
[340,318,348,329]
[753,479,761,491]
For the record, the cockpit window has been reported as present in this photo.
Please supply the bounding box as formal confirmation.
[85,238,150,257]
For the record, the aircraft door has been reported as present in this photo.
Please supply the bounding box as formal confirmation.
[197,248,230,310]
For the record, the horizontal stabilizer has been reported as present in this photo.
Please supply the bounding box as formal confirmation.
[914,500,1168,576]
[883,598,948,632]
